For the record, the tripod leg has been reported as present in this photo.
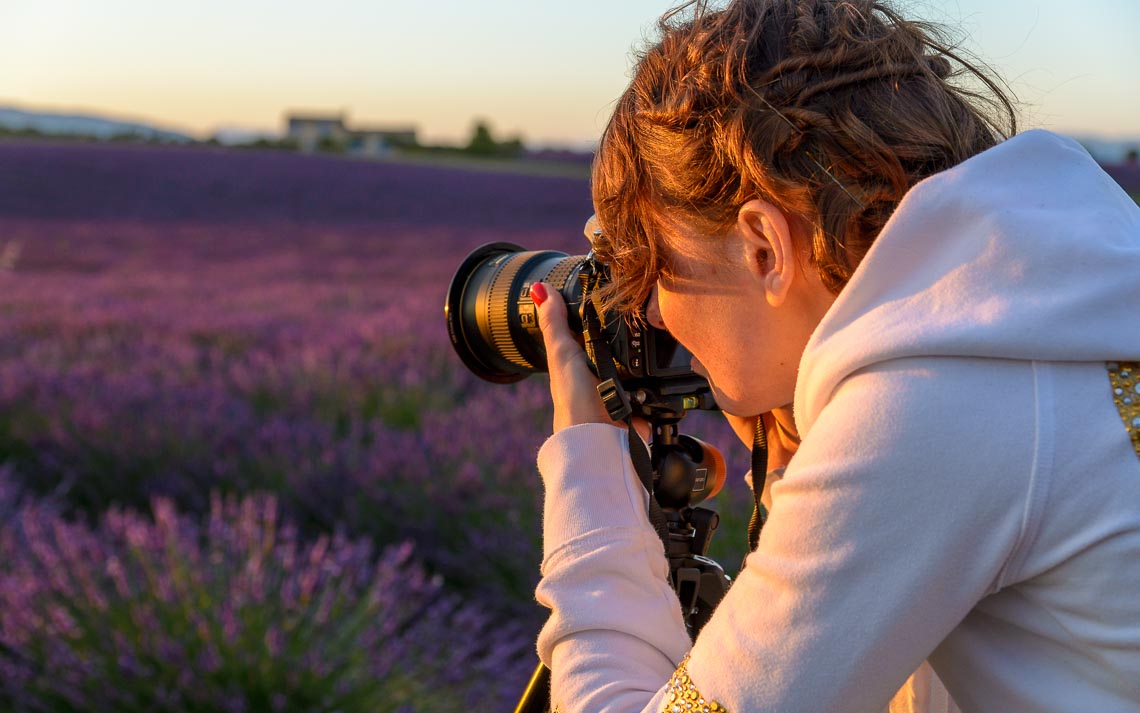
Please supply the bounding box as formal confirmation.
[514,662,552,713]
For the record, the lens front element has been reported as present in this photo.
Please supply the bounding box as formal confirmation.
[445,243,586,384]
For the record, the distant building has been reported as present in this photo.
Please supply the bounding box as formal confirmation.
[347,124,417,155]
[285,113,349,153]
[284,112,416,156]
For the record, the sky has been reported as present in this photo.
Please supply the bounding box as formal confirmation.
[1,0,1137,148]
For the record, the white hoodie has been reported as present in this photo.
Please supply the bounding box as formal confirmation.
[534,130,1140,713]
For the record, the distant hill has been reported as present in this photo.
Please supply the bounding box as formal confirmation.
[0,105,193,143]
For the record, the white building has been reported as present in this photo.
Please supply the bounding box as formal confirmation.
[284,112,416,156]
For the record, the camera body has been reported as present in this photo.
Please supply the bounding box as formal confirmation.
[445,239,715,421]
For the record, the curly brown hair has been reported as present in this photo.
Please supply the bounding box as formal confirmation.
[590,0,1017,316]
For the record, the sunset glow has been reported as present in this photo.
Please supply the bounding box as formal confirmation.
[2,0,1137,146]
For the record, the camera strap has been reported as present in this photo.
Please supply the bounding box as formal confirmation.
[626,419,672,549]
[747,417,769,553]
[581,300,671,551]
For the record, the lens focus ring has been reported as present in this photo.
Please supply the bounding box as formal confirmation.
[486,253,534,370]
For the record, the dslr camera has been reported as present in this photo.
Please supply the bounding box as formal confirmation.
[445,218,715,422]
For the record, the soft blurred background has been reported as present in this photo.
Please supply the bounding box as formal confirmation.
[0,1,1137,711]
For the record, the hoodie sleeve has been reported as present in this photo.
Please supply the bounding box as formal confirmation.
[534,422,690,713]
[535,356,1038,713]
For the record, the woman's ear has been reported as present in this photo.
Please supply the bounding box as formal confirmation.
[737,199,796,307]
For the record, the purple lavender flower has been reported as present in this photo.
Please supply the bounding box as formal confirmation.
[0,493,534,711]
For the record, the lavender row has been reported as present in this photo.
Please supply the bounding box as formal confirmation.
[0,139,594,228]
[0,480,533,712]
[0,325,555,612]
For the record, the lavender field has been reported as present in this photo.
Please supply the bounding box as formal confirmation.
[0,140,754,711]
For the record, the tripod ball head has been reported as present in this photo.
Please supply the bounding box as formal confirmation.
[654,434,726,509]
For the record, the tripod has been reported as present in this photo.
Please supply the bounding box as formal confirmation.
[513,425,731,713]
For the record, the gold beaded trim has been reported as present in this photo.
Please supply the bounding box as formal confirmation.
[660,656,728,713]
[1108,361,1140,462]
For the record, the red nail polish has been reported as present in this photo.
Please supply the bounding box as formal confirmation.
[530,282,548,307]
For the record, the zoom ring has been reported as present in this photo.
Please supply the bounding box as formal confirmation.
[543,256,584,292]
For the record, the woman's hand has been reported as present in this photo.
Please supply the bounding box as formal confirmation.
[531,282,623,433]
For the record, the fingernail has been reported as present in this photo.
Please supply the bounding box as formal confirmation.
[530,282,548,307]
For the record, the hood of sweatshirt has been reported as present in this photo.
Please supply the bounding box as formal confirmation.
[795,129,1140,436]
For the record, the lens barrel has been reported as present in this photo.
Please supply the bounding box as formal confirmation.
[445,243,588,384]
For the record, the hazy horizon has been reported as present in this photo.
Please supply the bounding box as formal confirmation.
[2,0,1137,147]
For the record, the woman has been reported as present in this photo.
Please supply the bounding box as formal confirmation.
[526,1,1140,711]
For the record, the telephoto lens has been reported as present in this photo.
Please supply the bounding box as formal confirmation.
[445,242,590,384]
